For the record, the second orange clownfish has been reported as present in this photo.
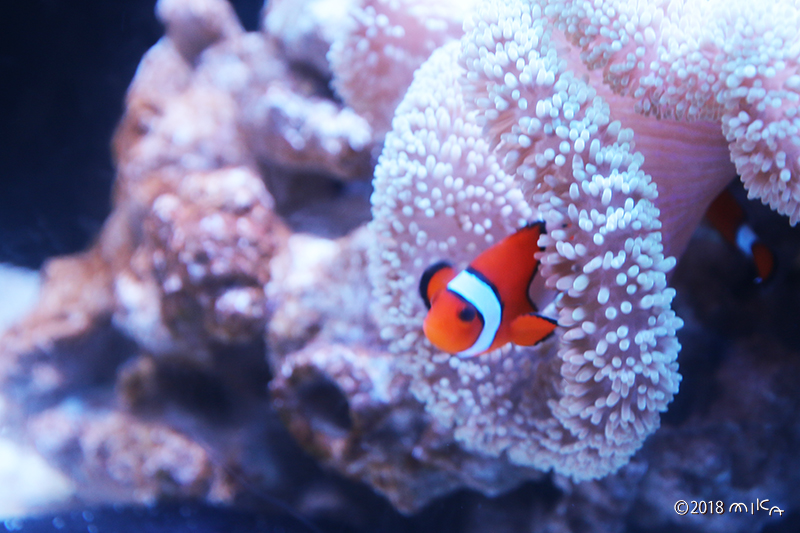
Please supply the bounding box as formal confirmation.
[419,221,558,357]
[704,188,775,284]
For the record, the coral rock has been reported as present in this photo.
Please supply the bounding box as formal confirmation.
[114,167,284,359]
[328,0,478,137]
[156,0,243,63]
[241,83,373,182]
[0,249,133,410]
[0,0,371,514]
[28,407,233,505]
[263,0,359,78]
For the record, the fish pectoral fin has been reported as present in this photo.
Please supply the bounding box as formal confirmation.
[510,313,558,346]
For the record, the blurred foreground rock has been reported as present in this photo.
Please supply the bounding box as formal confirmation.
[0,0,373,518]
[0,0,799,532]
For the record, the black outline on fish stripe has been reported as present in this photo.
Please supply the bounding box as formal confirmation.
[464,266,504,317]
[522,221,547,311]
[419,260,453,309]
[526,264,541,312]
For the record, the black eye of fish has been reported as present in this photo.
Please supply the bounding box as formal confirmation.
[458,306,476,322]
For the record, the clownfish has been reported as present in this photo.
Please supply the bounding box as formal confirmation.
[704,189,775,284]
[419,221,558,357]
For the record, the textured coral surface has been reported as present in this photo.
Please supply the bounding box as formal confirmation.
[2,0,800,531]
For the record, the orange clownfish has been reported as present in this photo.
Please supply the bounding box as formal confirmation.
[704,189,775,284]
[419,221,558,357]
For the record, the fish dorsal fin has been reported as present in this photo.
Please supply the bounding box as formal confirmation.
[419,261,455,309]
[509,312,558,346]
[519,220,546,239]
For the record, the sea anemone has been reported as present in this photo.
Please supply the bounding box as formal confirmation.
[370,36,681,478]
[328,0,478,137]
[463,0,800,242]
[369,0,800,480]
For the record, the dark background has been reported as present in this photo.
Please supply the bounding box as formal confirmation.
[0,0,262,268]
